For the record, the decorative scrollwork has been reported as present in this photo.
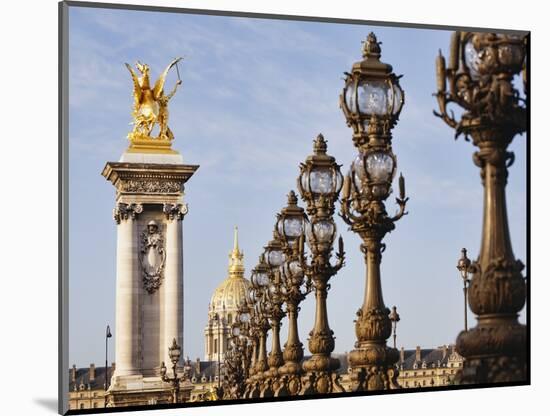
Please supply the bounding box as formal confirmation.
[468,257,526,316]
[113,202,143,224]
[307,329,335,355]
[163,203,188,221]
[123,180,182,194]
[350,364,400,392]
[281,342,304,363]
[355,307,392,342]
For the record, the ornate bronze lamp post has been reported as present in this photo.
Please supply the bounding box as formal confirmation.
[274,192,309,396]
[296,134,346,395]
[261,239,286,396]
[230,304,254,399]
[434,32,527,383]
[243,303,259,397]
[236,306,253,382]
[222,320,249,400]
[210,313,224,399]
[389,306,400,349]
[104,324,112,406]
[456,248,472,331]
[160,338,184,404]
[247,259,271,398]
[339,32,408,391]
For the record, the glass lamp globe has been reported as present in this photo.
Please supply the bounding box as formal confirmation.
[169,343,181,363]
[298,134,344,210]
[306,219,336,244]
[247,287,256,304]
[464,33,524,79]
[352,153,367,192]
[257,271,270,287]
[239,311,250,323]
[276,191,306,245]
[288,260,303,277]
[264,235,285,268]
[266,248,284,267]
[366,152,395,182]
[277,216,304,239]
[232,326,240,337]
[352,151,395,196]
[345,79,403,117]
[301,167,343,195]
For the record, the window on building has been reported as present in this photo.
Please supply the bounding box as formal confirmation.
[227,314,232,324]
[80,404,85,409]
[93,403,98,408]
[423,380,426,386]
[79,393,83,399]
[413,372,417,377]
[214,339,218,354]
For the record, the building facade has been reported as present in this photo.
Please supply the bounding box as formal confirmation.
[69,346,463,408]
[397,345,464,388]
[68,364,114,411]
[204,227,251,362]
[336,346,463,390]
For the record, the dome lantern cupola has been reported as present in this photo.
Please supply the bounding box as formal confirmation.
[204,227,251,361]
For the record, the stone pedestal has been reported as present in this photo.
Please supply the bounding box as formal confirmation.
[107,374,194,407]
[102,151,198,406]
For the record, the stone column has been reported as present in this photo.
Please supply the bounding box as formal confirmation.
[162,203,187,369]
[113,203,143,377]
[102,157,198,406]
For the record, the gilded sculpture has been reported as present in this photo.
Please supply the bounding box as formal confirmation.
[125,57,183,151]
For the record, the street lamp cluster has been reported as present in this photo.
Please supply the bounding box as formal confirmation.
[215,33,410,398]
[221,134,347,399]
[218,30,526,399]
[148,30,526,404]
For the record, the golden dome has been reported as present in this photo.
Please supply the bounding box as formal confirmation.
[209,227,251,313]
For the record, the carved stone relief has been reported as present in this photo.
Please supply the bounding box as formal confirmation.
[139,220,166,294]
[122,180,182,194]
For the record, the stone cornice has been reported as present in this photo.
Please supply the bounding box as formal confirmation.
[102,162,199,197]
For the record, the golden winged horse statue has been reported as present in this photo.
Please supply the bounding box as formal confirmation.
[125,57,183,143]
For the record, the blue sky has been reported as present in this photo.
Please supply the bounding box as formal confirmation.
[68,6,527,367]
